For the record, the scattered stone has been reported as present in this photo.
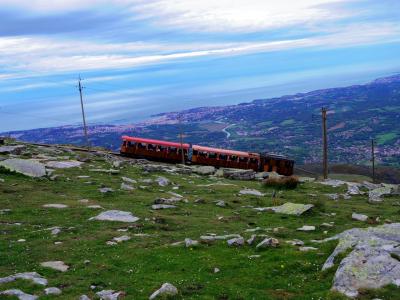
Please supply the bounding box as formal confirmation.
[79,295,91,300]
[319,223,400,298]
[44,287,62,295]
[122,176,137,184]
[112,235,131,243]
[298,176,316,183]
[248,255,261,259]
[0,178,4,182]
[369,186,393,202]
[151,204,177,210]
[299,246,318,252]
[342,194,352,200]
[40,261,69,272]
[154,197,183,205]
[352,212,369,222]
[184,238,199,248]
[45,160,82,169]
[43,204,68,209]
[247,234,257,245]
[347,183,361,195]
[149,283,178,300]
[254,202,313,216]
[0,272,47,285]
[155,176,170,186]
[245,227,263,233]
[77,175,91,179]
[286,239,304,246]
[0,289,38,300]
[326,193,339,200]
[321,223,334,228]
[89,210,139,222]
[99,187,114,193]
[121,182,135,191]
[96,289,123,300]
[17,239,26,242]
[200,234,241,243]
[50,227,61,235]
[112,160,124,168]
[90,168,120,174]
[227,236,244,246]
[0,158,47,177]
[319,179,346,187]
[78,199,90,203]
[219,168,255,180]
[239,188,265,196]
[256,237,279,249]
[297,225,316,231]
[87,205,103,209]
[193,165,216,175]
[215,200,226,207]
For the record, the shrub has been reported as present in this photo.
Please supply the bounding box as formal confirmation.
[263,176,299,189]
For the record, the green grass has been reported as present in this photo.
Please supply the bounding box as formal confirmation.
[1,148,400,299]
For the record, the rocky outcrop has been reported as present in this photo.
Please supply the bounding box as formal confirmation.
[318,223,400,298]
[218,168,255,180]
[0,158,47,177]
[254,202,313,216]
[89,210,139,222]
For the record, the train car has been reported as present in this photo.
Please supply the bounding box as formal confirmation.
[120,136,295,175]
[120,136,189,163]
[191,145,261,171]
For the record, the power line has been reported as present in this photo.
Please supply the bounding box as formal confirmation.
[78,76,90,149]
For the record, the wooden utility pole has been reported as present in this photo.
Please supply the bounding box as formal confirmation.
[78,77,90,149]
[321,107,328,179]
[178,114,185,164]
[371,139,376,183]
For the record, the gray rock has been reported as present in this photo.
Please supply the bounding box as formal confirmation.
[112,235,131,243]
[0,145,26,155]
[318,223,400,298]
[299,246,318,252]
[256,237,279,249]
[40,261,69,272]
[297,225,315,231]
[120,182,134,191]
[286,239,304,246]
[319,179,346,187]
[227,237,244,246]
[193,166,216,175]
[79,295,91,300]
[99,187,114,193]
[184,238,199,247]
[247,234,257,245]
[215,200,226,207]
[239,189,265,196]
[220,168,255,180]
[155,176,170,186]
[121,176,137,184]
[151,204,177,210]
[200,234,241,243]
[45,160,82,169]
[0,158,47,177]
[347,183,361,195]
[352,212,368,222]
[0,289,38,300]
[0,272,47,285]
[298,176,316,183]
[89,210,139,222]
[149,283,178,299]
[154,197,183,205]
[90,169,120,174]
[369,186,393,202]
[44,287,62,295]
[255,202,313,216]
[326,193,339,200]
[43,204,68,209]
[96,289,123,300]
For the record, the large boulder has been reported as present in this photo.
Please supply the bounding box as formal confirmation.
[89,210,139,223]
[318,223,400,298]
[0,158,47,177]
[369,186,394,202]
[220,168,255,180]
[45,160,83,169]
[193,165,216,176]
[0,145,26,155]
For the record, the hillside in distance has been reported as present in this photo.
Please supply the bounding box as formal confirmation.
[4,74,400,166]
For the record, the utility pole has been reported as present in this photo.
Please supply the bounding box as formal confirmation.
[178,114,185,164]
[78,76,90,149]
[321,107,328,179]
[371,139,376,183]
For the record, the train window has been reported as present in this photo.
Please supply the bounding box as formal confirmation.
[158,145,166,152]
[219,154,227,160]
[127,141,132,147]
[123,141,127,147]
[199,151,207,157]
[249,158,258,164]
[193,150,198,155]
[169,147,177,153]
[239,156,248,163]
[138,143,146,149]
[148,144,156,151]
[229,155,238,162]
[209,152,217,159]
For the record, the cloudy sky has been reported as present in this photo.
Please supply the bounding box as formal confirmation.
[0,0,399,131]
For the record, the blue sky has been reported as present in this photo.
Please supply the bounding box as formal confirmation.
[0,0,399,131]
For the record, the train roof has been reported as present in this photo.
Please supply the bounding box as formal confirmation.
[122,136,190,149]
[192,145,259,158]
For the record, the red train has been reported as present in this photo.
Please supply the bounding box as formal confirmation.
[120,136,294,176]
